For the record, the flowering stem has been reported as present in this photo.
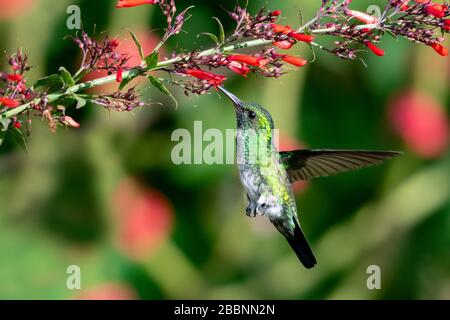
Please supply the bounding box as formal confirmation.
[1,22,382,121]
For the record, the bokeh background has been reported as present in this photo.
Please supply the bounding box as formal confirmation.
[0,0,449,299]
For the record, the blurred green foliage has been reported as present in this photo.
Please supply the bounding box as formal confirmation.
[0,0,449,299]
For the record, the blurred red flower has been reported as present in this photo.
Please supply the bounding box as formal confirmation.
[114,179,174,259]
[389,90,449,158]
[77,283,137,300]
[0,0,36,20]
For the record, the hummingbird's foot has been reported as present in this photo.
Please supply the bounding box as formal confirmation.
[246,205,257,217]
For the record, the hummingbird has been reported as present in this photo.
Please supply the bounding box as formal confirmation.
[218,86,401,269]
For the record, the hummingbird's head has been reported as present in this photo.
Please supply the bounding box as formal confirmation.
[218,86,274,131]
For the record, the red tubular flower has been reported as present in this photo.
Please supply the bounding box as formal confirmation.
[273,40,295,49]
[109,39,120,48]
[0,97,20,108]
[227,61,250,77]
[346,10,379,24]
[430,42,449,56]
[425,4,447,18]
[270,24,292,34]
[365,41,385,56]
[116,0,158,8]
[13,121,22,129]
[7,74,23,82]
[184,69,226,86]
[228,54,268,67]
[282,55,308,67]
[271,10,282,16]
[116,68,123,83]
[289,32,314,43]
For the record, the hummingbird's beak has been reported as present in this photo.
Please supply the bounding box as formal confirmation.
[218,86,243,110]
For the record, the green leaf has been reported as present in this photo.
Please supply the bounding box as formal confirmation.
[212,17,225,44]
[144,52,159,69]
[0,118,11,132]
[59,67,75,87]
[0,130,5,147]
[33,74,65,92]
[384,29,398,39]
[129,31,145,61]
[75,96,87,109]
[197,33,219,45]
[9,127,28,154]
[147,76,178,108]
[147,76,170,95]
[0,119,8,147]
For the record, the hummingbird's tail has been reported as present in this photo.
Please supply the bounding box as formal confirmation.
[285,218,317,269]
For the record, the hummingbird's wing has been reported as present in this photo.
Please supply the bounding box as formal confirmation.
[279,150,401,182]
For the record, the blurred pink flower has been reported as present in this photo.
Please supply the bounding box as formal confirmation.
[114,179,174,259]
[0,0,36,20]
[77,283,137,300]
[389,90,449,158]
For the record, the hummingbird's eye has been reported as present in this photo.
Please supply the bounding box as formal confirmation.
[248,111,256,119]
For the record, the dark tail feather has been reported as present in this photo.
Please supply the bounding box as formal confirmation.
[285,219,317,269]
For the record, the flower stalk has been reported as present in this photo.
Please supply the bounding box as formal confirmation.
[1,0,449,140]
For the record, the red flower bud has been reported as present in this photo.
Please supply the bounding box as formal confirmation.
[184,69,226,86]
[13,121,22,129]
[400,3,410,11]
[109,39,120,48]
[273,40,295,49]
[116,0,158,8]
[430,42,449,56]
[271,10,282,16]
[228,54,268,67]
[365,41,385,56]
[425,4,447,18]
[116,68,123,83]
[0,97,20,108]
[227,61,250,77]
[289,32,314,43]
[7,74,23,82]
[281,55,308,67]
[270,24,292,34]
[444,19,450,31]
